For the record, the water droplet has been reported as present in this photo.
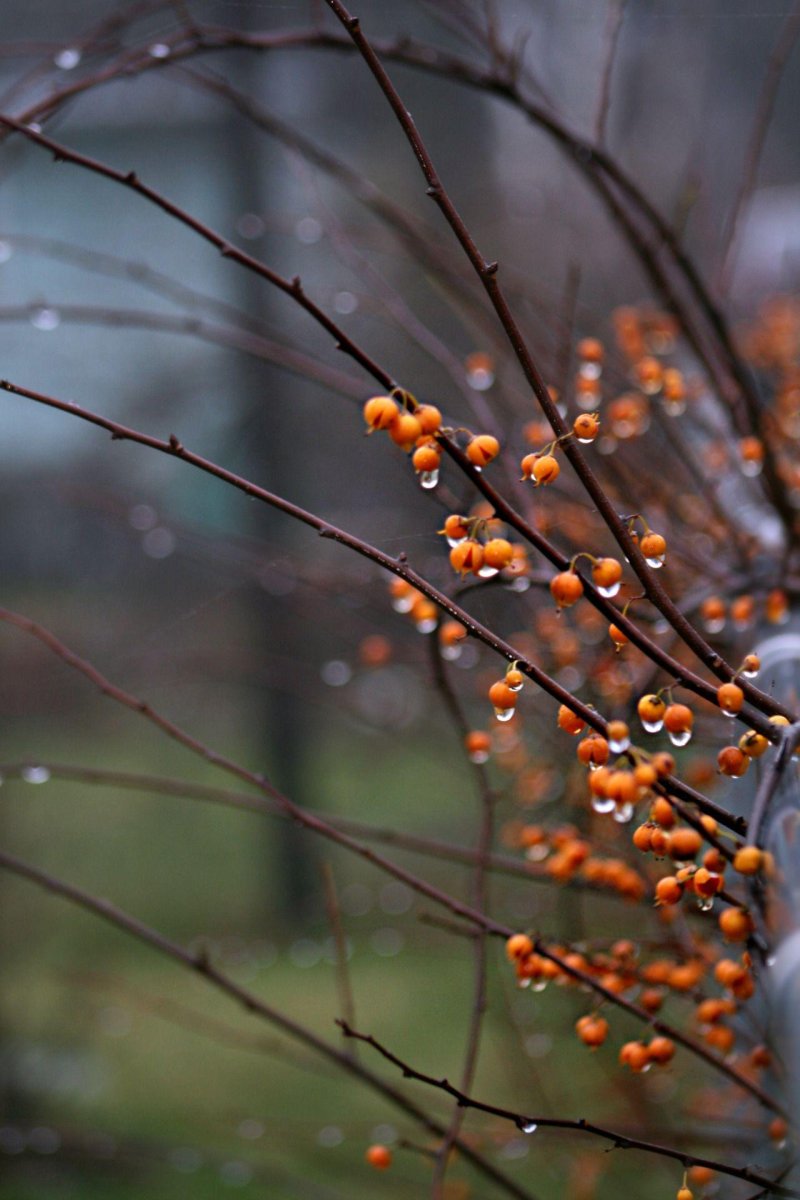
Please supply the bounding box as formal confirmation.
[698,897,714,912]
[508,576,531,593]
[662,399,686,417]
[507,681,523,694]
[703,617,725,634]
[446,534,466,549]
[333,290,358,314]
[641,718,664,734]
[579,362,601,381]
[531,980,548,993]
[591,794,616,815]
[478,564,498,578]
[518,1119,538,1135]
[149,42,170,58]
[391,596,415,614]
[667,729,692,747]
[494,707,515,722]
[468,748,489,764]
[576,434,595,444]
[645,554,665,569]
[54,47,81,70]
[517,976,532,989]
[526,844,548,862]
[321,660,351,687]
[441,644,462,662]
[597,582,621,598]
[721,706,739,718]
[31,306,60,331]
[419,469,439,490]
[22,766,50,784]
[415,617,437,634]
[609,735,630,753]
[576,392,599,412]
[741,460,763,478]
[467,366,494,391]
[742,666,758,679]
[613,801,634,824]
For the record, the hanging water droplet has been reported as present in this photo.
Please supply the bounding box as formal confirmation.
[579,362,601,381]
[22,766,51,784]
[703,617,725,634]
[662,398,686,417]
[742,666,758,679]
[597,582,621,599]
[415,617,437,634]
[609,735,630,753]
[149,42,171,58]
[613,801,634,824]
[441,644,462,662]
[667,729,692,747]
[419,469,439,490]
[741,459,763,478]
[54,47,81,70]
[641,718,664,734]
[468,748,489,764]
[506,681,524,694]
[478,565,499,578]
[531,980,548,993]
[517,977,532,990]
[391,596,415,614]
[576,434,595,444]
[645,554,665,569]
[698,896,714,912]
[518,1120,538,1135]
[31,307,60,331]
[494,707,515,722]
[591,795,616,815]
[721,705,739,718]
[508,576,531,593]
[446,534,466,549]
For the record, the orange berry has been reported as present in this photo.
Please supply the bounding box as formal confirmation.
[363,395,400,430]
[640,987,664,1013]
[650,797,677,828]
[649,827,670,857]
[688,1166,714,1186]
[464,730,491,762]
[769,1117,788,1144]
[441,514,469,541]
[557,705,586,735]
[676,1188,693,1200]
[575,1014,609,1048]
[483,538,514,569]
[634,762,657,789]
[450,541,484,575]
[640,531,667,563]
[412,443,441,473]
[573,412,600,442]
[648,1035,675,1064]
[664,703,693,736]
[652,752,676,777]
[577,734,609,767]
[415,403,442,434]
[550,570,584,608]
[506,934,535,961]
[739,730,768,758]
[578,337,604,363]
[638,694,666,727]
[717,746,749,777]
[704,1024,735,1053]
[388,411,423,448]
[766,588,789,624]
[655,876,683,906]
[609,623,628,647]
[633,823,654,852]
[532,454,560,485]
[489,681,517,712]
[606,720,630,749]
[667,827,702,861]
[619,1041,650,1072]
[592,557,622,591]
[466,434,500,468]
[719,907,754,942]
[365,1145,392,1170]
[716,682,744,715]
[440,620,467,647]
[733,845,763,875]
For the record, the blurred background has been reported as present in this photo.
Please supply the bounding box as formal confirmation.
[1,2,799,1197]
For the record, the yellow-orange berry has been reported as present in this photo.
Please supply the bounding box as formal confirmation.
[506,933,535,961]
[592,557,622,592]
[466,434,500,468]
[558,705,586,735]
[619,1041,650,1072]
[733,845,763,875]
[363,395,400,430]
[655,876,683,906]
[667,827,702,861]
[388,411,423,448]
[464,730,491,762]
[664,703,693,736]
[550,570,584,608]
[483,538,514,570]
[573,412,600,442]
[716,682,744,715]
[450,541,484,575]
[739,730,768,758]
[640,531,667,563]
[638,694,666,727]
[648,1035,675,1064]
[575,1014,609,1047]
[489,681,517,711]
[415,403,442,434]
[719,906,754,942]
[412,443,441,473]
